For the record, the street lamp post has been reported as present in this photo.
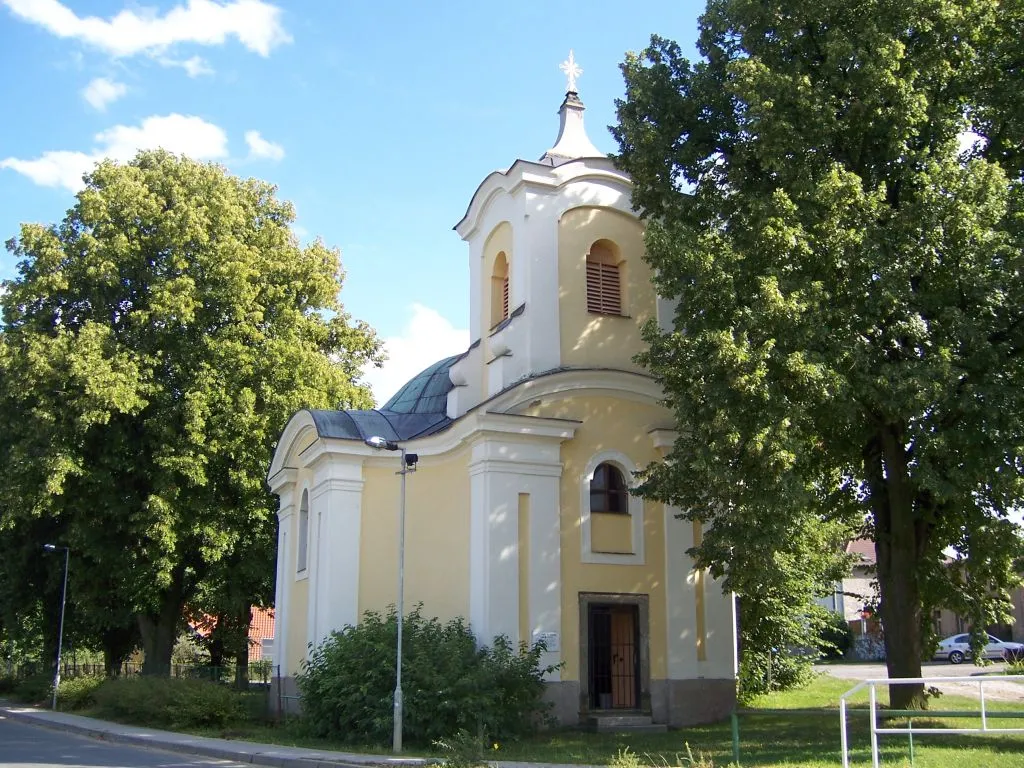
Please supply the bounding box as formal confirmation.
[364,436,418,753]
[43,544,69,711]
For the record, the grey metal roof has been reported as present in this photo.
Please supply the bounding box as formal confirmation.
[308,353,463,443]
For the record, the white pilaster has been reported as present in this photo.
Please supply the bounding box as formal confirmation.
[702,576,739,678]
[468,437,563,659]
[308,458,365,649]
[663,504,698,679]
[522,194,562,375]
[268,469,297,677]
[527,469,563,679]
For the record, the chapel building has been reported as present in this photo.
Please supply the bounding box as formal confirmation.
[267,58,737,726]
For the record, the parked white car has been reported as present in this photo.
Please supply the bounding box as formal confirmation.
[934,633,1024,664]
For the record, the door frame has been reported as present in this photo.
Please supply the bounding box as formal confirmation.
[578,592,651,716]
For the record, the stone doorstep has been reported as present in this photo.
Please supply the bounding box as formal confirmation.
[587,713,668,733]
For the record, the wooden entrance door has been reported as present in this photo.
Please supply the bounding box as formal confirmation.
[588,604,638,709]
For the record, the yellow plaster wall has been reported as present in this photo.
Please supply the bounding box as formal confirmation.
[358,447,471,623]
[286,577,309,676]
[525,395,671,683]
[591,513,633,554]
[558,207,654,372]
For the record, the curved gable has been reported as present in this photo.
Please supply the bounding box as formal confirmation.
[268,410,319,480]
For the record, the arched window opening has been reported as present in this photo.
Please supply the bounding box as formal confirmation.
[491,252,510,328]
[590,463,629,514]
[297,489,310,572]
[586,240,623,315]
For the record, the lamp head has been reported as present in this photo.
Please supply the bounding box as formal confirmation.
[43,544,57,551]
[365,435,400,451]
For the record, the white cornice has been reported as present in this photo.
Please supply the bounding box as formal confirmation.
[268,371,668,483]
[310,477,365,500]
[468,459,564,478]
[493,368,668,413]
[268,467,298,495]
[648,428,679,452]
[270,407,580,475]
[455,157,628,240]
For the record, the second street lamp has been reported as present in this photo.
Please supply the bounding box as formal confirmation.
[42,544,69,711]
[364,435,418,753]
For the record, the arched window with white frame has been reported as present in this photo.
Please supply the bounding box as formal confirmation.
[581,451,645,565]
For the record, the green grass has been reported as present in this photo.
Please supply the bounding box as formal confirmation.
[86,674,1024,767]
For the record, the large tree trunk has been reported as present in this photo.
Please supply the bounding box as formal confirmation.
[137,566,186,676]
[208,626,225,670]
[101,625,138,677]
[870,426,928,709]
[233,605,252,690]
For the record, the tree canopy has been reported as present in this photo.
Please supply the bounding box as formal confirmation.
[0,150,383,674]
[613,0,1024,707]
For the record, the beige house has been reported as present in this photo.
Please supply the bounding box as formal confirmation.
[826,539,1024,650]
[267,68,737,727]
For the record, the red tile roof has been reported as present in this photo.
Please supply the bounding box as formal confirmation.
[846,537,876,565]
[248,607,275,659]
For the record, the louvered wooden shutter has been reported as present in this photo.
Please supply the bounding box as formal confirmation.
[502,276,509,319]
[586,260,621,315]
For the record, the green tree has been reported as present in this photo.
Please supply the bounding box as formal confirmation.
[613,0,1024,708]
[0,150,382,675]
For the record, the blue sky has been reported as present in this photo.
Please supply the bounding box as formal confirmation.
[0,0,703,403]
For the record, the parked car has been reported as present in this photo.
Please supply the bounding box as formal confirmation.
[933,633,1024,664]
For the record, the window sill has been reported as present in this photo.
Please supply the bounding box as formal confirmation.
[587,310,631,318]
[490,302,527,334]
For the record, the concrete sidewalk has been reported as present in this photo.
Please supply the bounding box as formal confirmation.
[0,703,420,768]
[0,703,591,768]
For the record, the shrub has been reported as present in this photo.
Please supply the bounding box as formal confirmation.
[58,676,104,710]
[92,677,245,729]
[738,648,814,702]
[815,611,854,660]
[298,606,557,746]
[0,675,16,694]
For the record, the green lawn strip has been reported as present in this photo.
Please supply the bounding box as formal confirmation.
[185,720,400,757]
[73,675,1024,767]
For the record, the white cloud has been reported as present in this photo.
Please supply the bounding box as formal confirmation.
[1,114,229,192]
[160,54,214,77]
[244,130,284,161]
[81,76,126,110]
[361,304,470,407]
[3,0,291,57]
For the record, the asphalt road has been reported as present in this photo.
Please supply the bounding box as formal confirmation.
[0,715,246,768]
[816,660,1024,701]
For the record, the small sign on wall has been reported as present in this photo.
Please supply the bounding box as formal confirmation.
[533,630,560,653]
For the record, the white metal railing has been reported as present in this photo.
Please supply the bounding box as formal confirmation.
[839,675,1024,767]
